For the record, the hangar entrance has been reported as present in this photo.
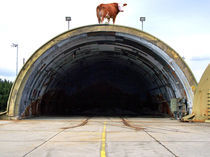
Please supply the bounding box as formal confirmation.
[40,59,171,117]
[5,25,196,119]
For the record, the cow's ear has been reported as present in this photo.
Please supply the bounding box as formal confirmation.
[123,3,127,6]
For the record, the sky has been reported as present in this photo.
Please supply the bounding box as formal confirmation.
[0,0,210,82]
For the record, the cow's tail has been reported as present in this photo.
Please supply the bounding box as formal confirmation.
[96,6,101,23]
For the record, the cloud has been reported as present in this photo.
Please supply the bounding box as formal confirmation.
[190,56,210,61]
[0,68,15,77]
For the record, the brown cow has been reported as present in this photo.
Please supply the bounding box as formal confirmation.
[96,3,127,24]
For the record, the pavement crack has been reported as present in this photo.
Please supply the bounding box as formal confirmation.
[22,118,89,157]
[144,129,178,157]
[22,129,65,157]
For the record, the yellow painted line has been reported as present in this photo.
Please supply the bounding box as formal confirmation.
[101,122,107,157]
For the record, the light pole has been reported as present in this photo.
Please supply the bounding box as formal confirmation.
[140,17,146,31]
[65,16,71,30]
[23,58,25,65]
[11,43,18,76]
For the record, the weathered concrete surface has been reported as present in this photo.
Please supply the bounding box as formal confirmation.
[0,117,210,157]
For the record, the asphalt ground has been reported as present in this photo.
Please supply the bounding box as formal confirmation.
[0,117,210,157]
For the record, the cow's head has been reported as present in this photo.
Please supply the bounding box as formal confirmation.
[118,3,127,12]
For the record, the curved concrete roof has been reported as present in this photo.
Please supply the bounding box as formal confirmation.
[192,64,210,121]
[5,24,197,119]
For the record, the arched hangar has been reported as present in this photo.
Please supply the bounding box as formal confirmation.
[3,25,197,119]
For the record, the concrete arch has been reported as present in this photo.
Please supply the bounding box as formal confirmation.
[4,25,197,119]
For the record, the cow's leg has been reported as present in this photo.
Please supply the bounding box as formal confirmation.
[101,16,105,23]
[107,18,110,24]
[113,17,116,24]
[98,17,101,24]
